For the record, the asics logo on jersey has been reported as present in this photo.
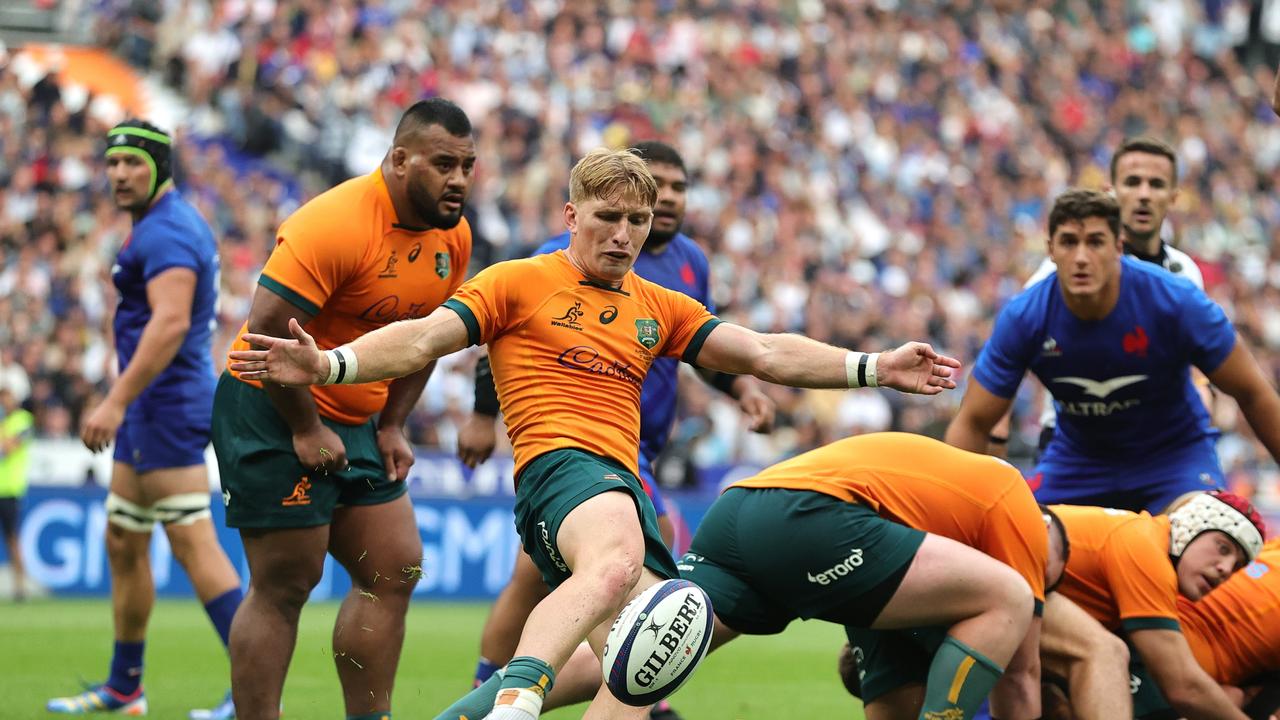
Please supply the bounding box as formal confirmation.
[1053,375,1148,398]
[551,302,585,331]
[408,243,422,262]
[281,476,313,506]
[599,305,618,324]
[1130,674,1142,695]
[557,346,642,387]
[807,548,864,585]
[1246,561,1269,579]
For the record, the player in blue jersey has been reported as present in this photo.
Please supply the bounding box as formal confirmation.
[47,121,242,719]
[454,141,774,719]
[999,138,1210,458]
[946,188,1280,513]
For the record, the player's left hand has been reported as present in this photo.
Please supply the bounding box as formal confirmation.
[877,341,962,395]
[231,318,328,386]
[81,397,126,453]
[376,425,414,482]
[735,384,776,433]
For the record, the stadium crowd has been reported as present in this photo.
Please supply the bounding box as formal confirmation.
[4,0,1280,501]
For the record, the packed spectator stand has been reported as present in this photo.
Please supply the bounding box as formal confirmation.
[3,0,1280,506]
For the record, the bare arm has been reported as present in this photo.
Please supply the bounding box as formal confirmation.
[231,305,470,387]
[1039,593,1132,720]
[944,379,1014,454]
[690,322,960,394]
[82,268,196,451]
[1208,338,1280,464]
[1130,628,1250,720]
[246,285,322,434]
[989,615,1042,719]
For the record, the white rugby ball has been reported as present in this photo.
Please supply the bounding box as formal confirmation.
[601,578,714,706]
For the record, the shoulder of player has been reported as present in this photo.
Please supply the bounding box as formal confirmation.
[1123,256,1204,304]
[281,174,381,235]
[132,196,213,250]
[531,232,571,257]
[1161,244,1204,287]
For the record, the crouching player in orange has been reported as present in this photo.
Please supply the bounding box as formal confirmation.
[1046,492,1266,720]
[497,432,1060,720]
[1111,535,1280,720]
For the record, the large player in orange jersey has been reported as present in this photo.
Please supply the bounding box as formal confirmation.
[230,148,961,720]
[1045,493,1266,720]
[211,98,475,720]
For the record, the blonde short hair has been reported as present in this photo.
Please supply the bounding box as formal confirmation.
[569,148,658,207]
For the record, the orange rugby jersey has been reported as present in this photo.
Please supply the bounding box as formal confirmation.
[729,432,1048,607]
[442,250,718,480]
[1179,539,1280,684]
[229,169,471,424]
[1052,505,1178,633]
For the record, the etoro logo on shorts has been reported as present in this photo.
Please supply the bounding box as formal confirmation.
[537,520,569,572]
[281,476,313,506]
[807,548,864,585]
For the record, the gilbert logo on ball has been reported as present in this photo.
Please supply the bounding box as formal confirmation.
[602,579,714,706]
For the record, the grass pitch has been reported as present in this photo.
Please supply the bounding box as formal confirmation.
[1,598,865,719]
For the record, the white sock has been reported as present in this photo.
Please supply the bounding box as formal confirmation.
[483,687,543,720]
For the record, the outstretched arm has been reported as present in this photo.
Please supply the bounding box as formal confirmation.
[690,322,960,394]
[230,305,471,386]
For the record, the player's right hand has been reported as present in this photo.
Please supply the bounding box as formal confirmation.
[293,424,347,475]
[457,413,498,469]
[231,318,328,386]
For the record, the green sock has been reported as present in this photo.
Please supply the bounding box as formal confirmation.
[920,636,1004,719]
[433,670,504,720]
[346,714,391,720]
[499,656,555,696]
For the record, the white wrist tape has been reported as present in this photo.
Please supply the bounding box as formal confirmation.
[845,351,880,389]
[323,346,359,385]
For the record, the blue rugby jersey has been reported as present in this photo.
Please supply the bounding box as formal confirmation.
[112,191,219,417]
[972,255,1234,461]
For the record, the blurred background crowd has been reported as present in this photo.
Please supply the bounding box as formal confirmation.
[4,0,1280,500]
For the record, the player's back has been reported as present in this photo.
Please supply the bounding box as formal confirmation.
[1179,539,1280,685]
[989,257,1229,460]
[534,233,712,462]
[1051,504,1175,631]
[729,432,1047,601]
[112,191,218,410]
[228,170,471,424]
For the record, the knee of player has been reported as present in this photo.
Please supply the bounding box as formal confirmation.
[254,559,325,608]
[592,553,644,607]
[991,566,1035,627]
[1085,629,1129,671]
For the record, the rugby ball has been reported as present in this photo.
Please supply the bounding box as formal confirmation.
[601,579,714,706]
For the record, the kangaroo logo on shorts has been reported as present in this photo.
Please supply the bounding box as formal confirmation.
[282,476,313,506]
[435,251,450,279]
[635,319,660,349]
